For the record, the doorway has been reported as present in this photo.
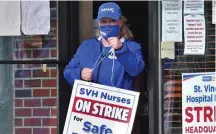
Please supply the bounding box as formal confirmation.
[93,1,149,134]
[58,1,150,134]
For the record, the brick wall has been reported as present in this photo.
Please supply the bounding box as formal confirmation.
[13,3,58,134]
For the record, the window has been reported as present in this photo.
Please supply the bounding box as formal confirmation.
[0,2,58,134]
[163,1,215,134]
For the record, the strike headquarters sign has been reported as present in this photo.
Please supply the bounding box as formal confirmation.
[63,80,140,134]
[182,72,216,134]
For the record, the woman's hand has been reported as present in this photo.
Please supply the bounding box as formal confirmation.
[81,68,92,81]
[108,37,123,50]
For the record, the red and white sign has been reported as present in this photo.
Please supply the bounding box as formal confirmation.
[182,72,216,134]
[63,80,140,134]
[184,15,205,55]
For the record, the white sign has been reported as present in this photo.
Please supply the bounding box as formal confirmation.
[63,80,140,134]
[182,72,216,134]
[0,1,21,36]
[21,1,50,35]
[184,0,204,14]
[184,15,205,55]
[161,42,175,59]
[162,0,182,42]
[213,0,216,24]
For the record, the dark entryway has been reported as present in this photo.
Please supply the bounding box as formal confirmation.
[94,1,149,134]
[58,1,151,134]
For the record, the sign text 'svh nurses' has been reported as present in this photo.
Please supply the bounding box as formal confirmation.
[182,72,216,134]
[63,80,140,134]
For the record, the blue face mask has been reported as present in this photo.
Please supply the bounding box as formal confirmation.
[99,25,120,39]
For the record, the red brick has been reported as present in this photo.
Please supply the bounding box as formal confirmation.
[51,128,57,134]
[33,50,49,58]
[50,69,57,77]
[14,50,32,59]
[15,99,23,107]
[24,99,41,107]
[43,99,57,106]
[42,79,56,87]
[49,34,57,40]
[15,108,31,116]
[33,69,49,77]
[33,89,50,97]
[42,118,57,126]
[33,108,50,116]
[15,118,23,126]
[24,64,41,68]
[15,64,23,69]
[42,39,56,47]
[24,118,41,126]
[33,128,50,134]
[51,89,57,97]
[51,108,57,116]
[51,49,56,57]
[33,64,42,67]
[51,20,56,27]
[15,128,32,134]
[22,43,33,49]
[24,80,41,87]
[31,35,42,40]
[15,80,23,88]
[23,40,42,47]
[15,70,31,78]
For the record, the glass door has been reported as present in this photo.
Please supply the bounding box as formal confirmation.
[162,1,215,134]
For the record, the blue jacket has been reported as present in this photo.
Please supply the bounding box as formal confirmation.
[64,37,145,90]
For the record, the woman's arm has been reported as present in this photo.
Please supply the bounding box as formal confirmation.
[64,42,86,85]
[115,41,145,77]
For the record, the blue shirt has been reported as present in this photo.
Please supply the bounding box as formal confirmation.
[64,37,145,90]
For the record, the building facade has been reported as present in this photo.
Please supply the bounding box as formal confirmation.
[0,1,215,134]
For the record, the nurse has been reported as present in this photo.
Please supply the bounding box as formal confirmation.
[64,2,145,90]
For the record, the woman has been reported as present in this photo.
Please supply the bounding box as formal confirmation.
[64,2,145,90]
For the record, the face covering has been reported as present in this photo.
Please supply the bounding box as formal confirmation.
[99,25,120,39]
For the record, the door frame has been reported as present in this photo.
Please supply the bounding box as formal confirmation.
[58,1,164,134]
[57,1,79,134]
[148,1,164,134]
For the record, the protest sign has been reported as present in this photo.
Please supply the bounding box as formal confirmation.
[182,72,216,134]
[63,80,140,134]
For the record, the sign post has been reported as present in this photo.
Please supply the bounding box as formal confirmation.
[63,80,140,134]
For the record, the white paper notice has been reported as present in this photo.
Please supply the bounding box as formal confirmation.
[161,42,175,59]
[0,1,21,36]
[184,15,205,55]
[184,0,204,14]
[21,1,50,35]
[213,0,216,24]
[162,0,182,42]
